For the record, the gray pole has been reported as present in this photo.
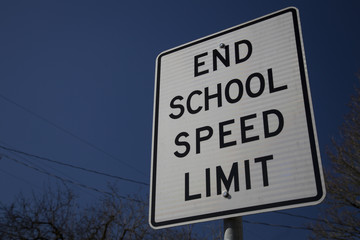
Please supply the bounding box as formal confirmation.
[224,217,243,240]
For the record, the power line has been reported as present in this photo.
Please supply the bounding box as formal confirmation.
[0,153,142,203]
[0,167,41,190]
[243,218,344,235]
[0,93,147,176]
[0,143,101,198]
[0,144,149,186]
[274,211,320,222]
[273,211,340,226]
[1,153,110,196]
[0,142,78,184]
[243,219,313,231]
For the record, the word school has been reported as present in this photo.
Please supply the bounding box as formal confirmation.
[168,39,288,201]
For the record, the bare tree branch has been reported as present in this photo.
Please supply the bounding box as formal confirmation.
[0,183,209,240]
[309,83,360,240]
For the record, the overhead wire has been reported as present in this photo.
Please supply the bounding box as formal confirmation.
[0,142,78,184]
[241,211,340,234]
[0,144,149,186]
[1,153,110,195]
[243,219,313,231]
[0,143,99,198]
[243,218,344,235]
[0,153,142,203]
[0,93,147,176]
[0,166,41,190]
[274,211,320,222]
[274,211,341,226]
[0,144,144,201]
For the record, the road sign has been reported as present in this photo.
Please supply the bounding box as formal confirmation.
[149,7,325,229]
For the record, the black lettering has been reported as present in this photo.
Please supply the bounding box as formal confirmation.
[187,90,203,114]
[206,168,211,197]
[254,155,273,187]
[196,126,213,154]
[174,132,190,158]
[205,83,222,111]
[169,96,184,119]
[185,172,201,201]
[263,109,284,138]
[213,45,230,71]
[240,114,259,143]
[219,119,236,148]
[194,52,209,77]
[225,78,243,104]
[244,160,251,190]
[235,40,252,64]
[216,162,239,194]
[246,72,265,98]
[268,68,288,93]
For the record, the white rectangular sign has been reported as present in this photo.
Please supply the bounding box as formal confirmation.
[150,7,325,229]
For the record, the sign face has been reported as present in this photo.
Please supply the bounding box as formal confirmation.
[150,7,325,229]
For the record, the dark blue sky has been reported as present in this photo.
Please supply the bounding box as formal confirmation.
[0,1,359,239]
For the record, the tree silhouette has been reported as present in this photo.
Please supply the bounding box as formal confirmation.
[309,86,360,239]
[0,184,210,240]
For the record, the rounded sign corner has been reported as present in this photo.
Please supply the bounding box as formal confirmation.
[149,217,160,230]
[315,186,327,204]
[155,51,166,64]
[286,6,299,13]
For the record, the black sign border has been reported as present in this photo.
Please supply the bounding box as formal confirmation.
[150,7,324,228]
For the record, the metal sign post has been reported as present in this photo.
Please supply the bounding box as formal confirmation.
[224,217,243,240]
